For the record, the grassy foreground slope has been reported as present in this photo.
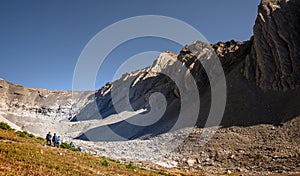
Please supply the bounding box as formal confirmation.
[0,124,181,176]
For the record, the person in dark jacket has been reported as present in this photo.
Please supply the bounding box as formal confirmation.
[52,133,58,147]
[46,132,52,146]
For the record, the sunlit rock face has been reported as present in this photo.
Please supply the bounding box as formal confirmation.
[0,78,93,132]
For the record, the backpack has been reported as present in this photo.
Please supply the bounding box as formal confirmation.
[52,135,56,142]
[55,136,59,143]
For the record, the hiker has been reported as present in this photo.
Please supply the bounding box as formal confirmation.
[70,142,75,148]
[78,146,83,152]
[46,132,52,146]
[55,136,61,148]
[52,133,58,147]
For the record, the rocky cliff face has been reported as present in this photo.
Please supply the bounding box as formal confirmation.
[0,78,93,130]
[244,0,300,90]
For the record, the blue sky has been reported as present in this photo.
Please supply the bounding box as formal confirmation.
[0,0,260,90]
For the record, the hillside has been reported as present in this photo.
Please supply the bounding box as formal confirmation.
[0,123,191,176]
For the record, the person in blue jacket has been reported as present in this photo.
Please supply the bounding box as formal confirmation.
[55,136,61,148]
[52,133,58,147]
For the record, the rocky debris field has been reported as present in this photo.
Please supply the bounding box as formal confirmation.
[176,116,300,174]
[68,116,299,175]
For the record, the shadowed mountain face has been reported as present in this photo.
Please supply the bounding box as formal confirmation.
[75,0,300,141]
[244,0,300,90]
[0,0,299,142]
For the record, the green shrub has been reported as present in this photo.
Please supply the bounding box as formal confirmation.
[28,134,35,138]
[0,122,12,130]
[37,137,45,141]
[15,131,34,138]
[16,131,27,137]
[60,143,79,151]
[101,160,109,167]
[60,143,71,149]
[125,162,136,169]
[157,171,173,176]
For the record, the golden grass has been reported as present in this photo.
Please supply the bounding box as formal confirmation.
[0,128,181,176]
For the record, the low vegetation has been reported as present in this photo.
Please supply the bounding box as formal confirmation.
[16,130,35,138]
[60,142,79,151]
[0,122,186,176]
[125,162,137,169]
[0,122,13,131]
